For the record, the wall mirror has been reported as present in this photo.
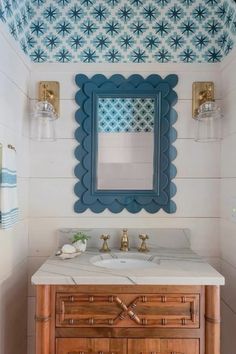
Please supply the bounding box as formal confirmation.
[74,74,178,214]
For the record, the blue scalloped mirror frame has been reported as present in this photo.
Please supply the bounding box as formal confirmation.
[74,74,178,214]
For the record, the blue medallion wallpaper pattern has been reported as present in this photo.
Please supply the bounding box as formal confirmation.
[98,97,155,132]
[0,0,236,63]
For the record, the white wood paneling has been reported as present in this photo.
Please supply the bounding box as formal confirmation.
[221,178,236,221]
[0,25,31,94]
[221,132,236,177]
[221,259,236,313]
[29,137,220,179]
[29,177,220,218]
[221,219,236,268]
[0,221,28,283]
[220,51,236,354]
[0,25,30,354]
[221,57,236,98]
[30,63,221,100]
[221,301,236,354]
[0,71,30,137]
[175,139,220,178]
[222,89,236,137]
[30,139,76,178]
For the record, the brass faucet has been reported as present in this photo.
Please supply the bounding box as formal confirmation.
[120,229,129,252]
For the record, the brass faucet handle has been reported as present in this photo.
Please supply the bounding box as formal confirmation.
[138,234,149,253]
[139,234,149,241]
[99,234,111,253]
[100,234,110,241]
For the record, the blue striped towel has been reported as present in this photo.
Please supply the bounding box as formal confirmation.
[0,145,19,229]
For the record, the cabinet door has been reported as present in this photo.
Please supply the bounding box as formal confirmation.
[161,339,199,354]
[128,339,161,353]
[56,338,126,354]
[128,339,199,354]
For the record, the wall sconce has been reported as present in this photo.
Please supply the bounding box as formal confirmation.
[30,81,60,141]
[192,82,223,142]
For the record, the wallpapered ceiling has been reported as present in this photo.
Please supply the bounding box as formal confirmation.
[0,0,235,63]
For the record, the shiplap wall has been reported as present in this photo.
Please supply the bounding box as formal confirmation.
[220,49,236,354]
[0,23,30,354]
[27,62,222,352]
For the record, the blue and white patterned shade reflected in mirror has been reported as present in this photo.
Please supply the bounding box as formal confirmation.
[97,96,155,190]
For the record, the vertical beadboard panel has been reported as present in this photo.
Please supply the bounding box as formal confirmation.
[220,48,236,354]
[0,26,30,354]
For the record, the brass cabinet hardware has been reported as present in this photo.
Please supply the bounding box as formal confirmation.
[88,318,94,325]
[161,318,167,325]
[69,295,74,302]
[161,296,167,303]
[142,296,147,302]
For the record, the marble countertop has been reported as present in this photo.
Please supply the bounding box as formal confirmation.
[32,247,225,286]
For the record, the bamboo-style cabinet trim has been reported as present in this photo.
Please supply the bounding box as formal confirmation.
[35,285,220,354]
[56,292,199,328]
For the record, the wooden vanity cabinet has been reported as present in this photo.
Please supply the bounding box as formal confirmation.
[35,285,220,354]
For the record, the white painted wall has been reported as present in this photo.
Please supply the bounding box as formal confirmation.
[27,62,222,352]
[220,48,236,354]
[0,24,30,354]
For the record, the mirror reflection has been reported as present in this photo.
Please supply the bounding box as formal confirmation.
[97,96,155,190]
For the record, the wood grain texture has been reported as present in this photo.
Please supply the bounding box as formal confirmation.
[55,285,202,294]
[56,338,127,354]
[36,285,51,354]
[128,339,161,353]
[34,285,220,354]
[55,327,202,339]
[56,293,199,328]
[128,338,199,354]
[205,286,220,354]
[161,339,199,354]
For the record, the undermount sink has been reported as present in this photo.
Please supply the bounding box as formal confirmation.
[90,253,159,270]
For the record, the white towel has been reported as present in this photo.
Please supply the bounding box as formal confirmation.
[0,144,19,229]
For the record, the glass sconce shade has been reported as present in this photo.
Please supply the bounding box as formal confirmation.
[30,101,57,141]
[194,101,223,142]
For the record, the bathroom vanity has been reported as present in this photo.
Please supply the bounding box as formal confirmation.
[32,249,224,354]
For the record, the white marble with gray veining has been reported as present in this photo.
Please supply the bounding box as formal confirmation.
[32,247,225,286]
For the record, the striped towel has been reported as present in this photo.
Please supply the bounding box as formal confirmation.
[0,144,19,229]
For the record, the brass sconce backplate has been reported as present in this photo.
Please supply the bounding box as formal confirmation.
[192,81,214,119]
[39,81,60,116]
